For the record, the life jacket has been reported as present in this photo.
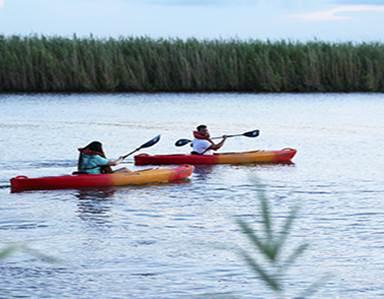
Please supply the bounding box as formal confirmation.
[193,131,214,144]
[191,131,215,155]
[77,148,113,174]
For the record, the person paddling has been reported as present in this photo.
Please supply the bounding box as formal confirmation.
[191,125,227,155]
[77,141,130,174]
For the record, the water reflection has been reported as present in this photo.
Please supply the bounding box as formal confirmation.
[75,188,116,225]
[76,188,116,201]
[193,165,214,181]
[2,94,384,298]
[277,161,295,166]
[233,161,296,169]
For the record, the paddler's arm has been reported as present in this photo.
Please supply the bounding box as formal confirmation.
[207,135,228,151]
[108,156,124,166]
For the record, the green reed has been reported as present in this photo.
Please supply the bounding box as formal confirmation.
[0,244,58,263]
[235,185,328,298]
[0,35,384,92]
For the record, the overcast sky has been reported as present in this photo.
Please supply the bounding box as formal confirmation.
[1,0,384,41]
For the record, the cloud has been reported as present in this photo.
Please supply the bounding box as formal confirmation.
[292,4,384,21]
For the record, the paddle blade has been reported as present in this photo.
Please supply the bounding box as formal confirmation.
[243,129,260,138]
[175,139,192,147]
[121,135,161,159]
[140,134,161,149]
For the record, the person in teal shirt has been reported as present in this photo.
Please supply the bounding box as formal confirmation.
[77,141,128,174]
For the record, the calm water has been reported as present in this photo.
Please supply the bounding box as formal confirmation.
[1,93,383,298]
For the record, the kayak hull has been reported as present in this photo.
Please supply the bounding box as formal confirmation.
[134,148,297,165]
[10,165,194,193]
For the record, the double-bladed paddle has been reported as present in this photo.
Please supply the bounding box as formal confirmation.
[121,135,161,159]
[174,129,260,147]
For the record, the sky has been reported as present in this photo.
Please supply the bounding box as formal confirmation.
[0,0,384,41]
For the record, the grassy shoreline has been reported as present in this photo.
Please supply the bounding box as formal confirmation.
[1,35,383,93]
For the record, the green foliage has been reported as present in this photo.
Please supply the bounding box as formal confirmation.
[0,245,19,259]
[236,186,327,298]
[0,244,58,263]
[0,35,383,92]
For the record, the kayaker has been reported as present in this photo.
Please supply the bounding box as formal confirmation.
[191,125,227,155]
[77,141,130,174]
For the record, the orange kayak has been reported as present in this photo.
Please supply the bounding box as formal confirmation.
[10,165,194,193]
[135,148,297,165]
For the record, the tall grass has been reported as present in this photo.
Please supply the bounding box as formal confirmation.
[235,185,328,298]
[0,35,384,92]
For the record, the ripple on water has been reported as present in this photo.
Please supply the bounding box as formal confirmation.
[1,93,384,298]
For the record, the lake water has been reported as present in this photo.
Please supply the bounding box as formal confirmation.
[0,93,383,298]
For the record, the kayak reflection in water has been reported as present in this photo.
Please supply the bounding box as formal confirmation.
[76,141,131,174]
[191,125,227,155]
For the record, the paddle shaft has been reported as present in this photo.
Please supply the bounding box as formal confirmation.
[175,130,259,147]
[121,135,161,159]
[121,148,141,159]
[176,134,246,146]
[210,133,243,140]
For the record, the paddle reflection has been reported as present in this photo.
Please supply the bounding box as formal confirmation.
[76,188,116,200]
[193,165,214,181]
[75,188,116,225]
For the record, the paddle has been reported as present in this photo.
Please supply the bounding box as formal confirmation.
[121,135,161,159]
[174,129,260,147]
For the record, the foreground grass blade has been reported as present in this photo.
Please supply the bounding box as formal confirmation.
[236,219,276,262]
[235,182,328,297]
[239,249,282,292]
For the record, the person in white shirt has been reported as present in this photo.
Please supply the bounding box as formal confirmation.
[191,125,227,155]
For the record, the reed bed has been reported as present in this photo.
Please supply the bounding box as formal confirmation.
[0,35,383,92]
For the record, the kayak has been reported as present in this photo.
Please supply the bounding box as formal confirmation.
[10,165,194,193]
[134,148,297,165]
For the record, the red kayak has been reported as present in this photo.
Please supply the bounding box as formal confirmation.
[135,148,297,165]
[10,165,194,193]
